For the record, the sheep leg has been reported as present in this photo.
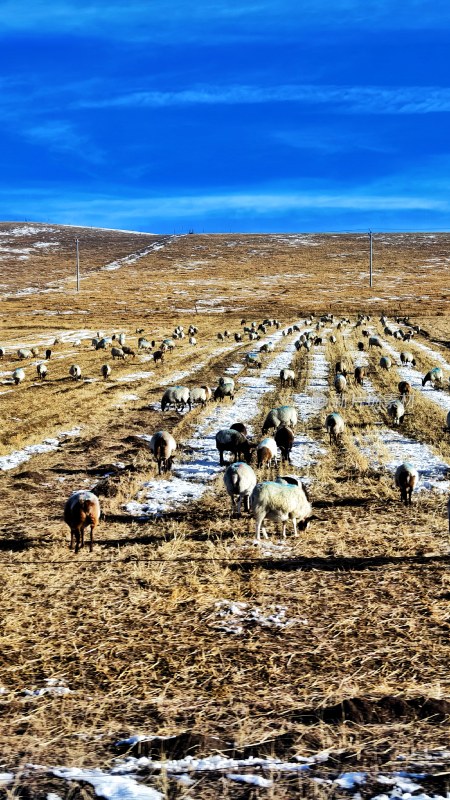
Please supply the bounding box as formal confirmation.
[89,524,94,552]
[292,518,298,537]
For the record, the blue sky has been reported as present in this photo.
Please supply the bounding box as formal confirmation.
[1,1,449,233]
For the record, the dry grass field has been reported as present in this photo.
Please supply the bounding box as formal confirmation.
[0,222,450,799]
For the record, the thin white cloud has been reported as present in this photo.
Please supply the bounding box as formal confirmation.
[23,121,105,164]
[0,0,449,40]
[75,83,450,114]
[0,187,446,224]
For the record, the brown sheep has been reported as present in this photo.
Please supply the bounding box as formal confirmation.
[64,490,101,554]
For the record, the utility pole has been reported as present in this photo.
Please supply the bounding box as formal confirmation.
[76,238,80,292]
[369,230,373,288]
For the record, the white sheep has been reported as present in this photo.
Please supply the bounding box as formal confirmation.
[422,367,443,387]
[189,336,197,345]
[387,399,405,426]
[36,363,47,380]
[251,480,312,540]
[149,430,177,474]
[325,412,345,444]
[280,368,296,388]
[400,351,416,366]
[161,386,191,412]
[69,364,82,380]
[17,348,32,360]
[190,386,208,407]
[214,377,235,401]
[256,437,278,468]
[334,373,347,405]
[12,368,25,385]
[101,364,111,380]
[111,346,125,360]
[395,462,419,506]
[380,356,392,370]
[223,462,257,515]
[262,405,297,434]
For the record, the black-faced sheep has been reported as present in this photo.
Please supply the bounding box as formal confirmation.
[262,406,297,434]
[149,430,177,474]
[161,386,191,412]
[387,399,405,426]
[325,412,345,444]
[395,462,418,506]
[223,462,257,515]
[215,429,255,466]
[251,480,312,540]
[12,368,25,385]
[422,368,443,387]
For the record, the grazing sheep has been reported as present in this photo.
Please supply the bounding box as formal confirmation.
[189,336,197,345]
[118,333,126,346]
[259,342,274,353]
[217,332,224,341]
[111,347,125,360]
[202,385,212,403]
[329,335,337,344]
[325,412,345,444]
[31,347,39,357]
[334,373,347,403]
[149,430,177,474]
[190,386,208,407]
[214,377,235,402]
[400,351,416,366]
[153,349,164,364]
[12,368,25,385]
[122,346,136,358]
[138,337,152,350]
[17,348,32,360]
[368,336,382,349]
[280,368,296,388]
[230,422,247,436]
[161,386,191,412]
[357,341,364,351]
[215,429,255,466]
[162,338,175,351]
[398,380,411,399]
[335,360,348,377]
[262,405,297,434]
[251,480,312,540]
[36,363,47,380]
[275,425,295,463]
[69,364,81,380]
[354,366,365,386]
[246,352,262,368]
[101,364,111,380]
[234,333,242,342]
[223,462,257,515]
[64,490,100,554]
[257,436,278,468]
[95,338,109,350]
[380,356,392,370]
[422,367,443,387]
[45,349,52,360]
[387,399,405,426]
[395,462,419,506]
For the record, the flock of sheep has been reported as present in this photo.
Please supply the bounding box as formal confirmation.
[61,312,450,554]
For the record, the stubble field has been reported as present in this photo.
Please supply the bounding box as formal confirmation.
[0,223,450,799]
